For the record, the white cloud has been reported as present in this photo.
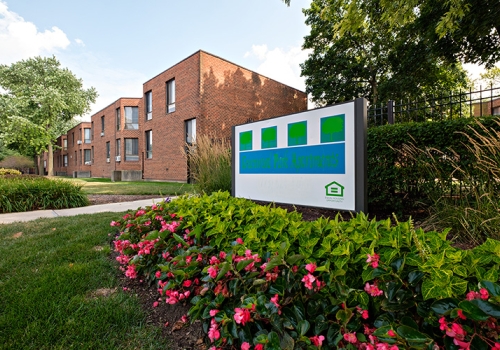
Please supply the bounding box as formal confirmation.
[0,1,70,64]
[245,44,311,92]
[74,38,85,47]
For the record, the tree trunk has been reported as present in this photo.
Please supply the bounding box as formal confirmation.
[47,143,54,176]
[36,155,42,175]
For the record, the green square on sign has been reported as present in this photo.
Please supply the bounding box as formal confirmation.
[288,121,307,146]
[261,126,277,149]
[240,131,252,151]
[321,115,345,143]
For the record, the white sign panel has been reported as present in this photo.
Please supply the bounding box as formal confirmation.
[232,99,367,212]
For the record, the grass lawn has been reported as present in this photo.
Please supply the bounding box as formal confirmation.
[0,212,169,349]
[56,177,195,196]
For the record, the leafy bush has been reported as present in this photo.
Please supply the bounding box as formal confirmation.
[367,116,500,213]
[112,192,500,349]
[0,175,89,212]
[0,168,22,175]
[184,134,232,194]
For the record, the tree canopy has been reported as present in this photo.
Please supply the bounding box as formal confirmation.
[0,56,97,175]
[284,0,499,67]
[300,0,468,106]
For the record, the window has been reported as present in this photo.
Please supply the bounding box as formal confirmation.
[124,106,138,129]
[91,146,94,163]
[145,91,152,120]
[116,108,121,130]
[494,106,500,116]
[116,139,121,156]
[84,149,91,164]
[185,118,196,144]
[63,139,67,151]
[125,138,139,161]
[91,122,94,140]
[79,150,82,165]
[101,116,105,134]
[74,151,77,165]
[145,130,152,159]
[72,132,75,146]
[166,79,175,113]
[84,128,91,143]
[106,142,110,159]
[63,155,68,167]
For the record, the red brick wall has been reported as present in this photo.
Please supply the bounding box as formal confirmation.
[199,51,307,139]
[65,122,92,176]
[90,98,142,178]
[53,135,68,175]
[142,52,201,181]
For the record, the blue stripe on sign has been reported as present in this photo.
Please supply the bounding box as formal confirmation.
[239,143,345,174]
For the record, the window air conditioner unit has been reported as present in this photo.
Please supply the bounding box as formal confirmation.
[77,140,82,145]
[101,132,104,136]
[106,158,110,163]
[115,156,121,162]
[84,161,91,165]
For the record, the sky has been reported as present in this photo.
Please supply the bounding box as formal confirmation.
[0,0,313,120]
[0,0,492,121]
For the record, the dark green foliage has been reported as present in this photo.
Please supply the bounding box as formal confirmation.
[0,175,89,213]
[367,116,500,213]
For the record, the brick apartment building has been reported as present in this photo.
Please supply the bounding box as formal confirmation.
[52,50,307,181]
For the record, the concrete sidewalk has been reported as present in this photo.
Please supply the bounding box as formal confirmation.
[0,198,166,225]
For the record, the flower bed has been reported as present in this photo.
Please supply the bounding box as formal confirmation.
[112,192,500,349]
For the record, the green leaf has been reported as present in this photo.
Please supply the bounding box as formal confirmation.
[280,331,295,350]
[470,336,489,350]
[458,301,490,321]
[469,299,500,318]
[253,279,267,286]
[400,316,419,330]
[408,271,425,285]
[335,309,353,325]
[430,298,459,315]
[298,320,310,336]
[265,255,284,272]
[286,254,304,265]
[215,262,231,282]
[315,314,329,334]
[268,331,281,347]
[396,325,430,342]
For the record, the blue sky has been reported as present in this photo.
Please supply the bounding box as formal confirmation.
[0,0,312,119]
[0,0,489,121]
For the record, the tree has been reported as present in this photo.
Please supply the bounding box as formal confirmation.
[300,0,468,106]
[479,67,500,88]
[284,0,500,68]
[0,56,97,176]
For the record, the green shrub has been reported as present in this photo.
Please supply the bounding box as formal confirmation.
[184,135,232,194]
[367,116,500,213]
[0,168,22,175]
[0,175,89,213]
[112,192,500,349]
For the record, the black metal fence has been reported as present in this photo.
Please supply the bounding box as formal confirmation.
[368,85,500,127]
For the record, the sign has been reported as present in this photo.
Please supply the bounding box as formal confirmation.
[232,98,367,212]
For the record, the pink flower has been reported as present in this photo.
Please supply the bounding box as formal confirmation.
[479,288,489,300]
[155,271,161,279]
[125,264,138,279]
[452,338,469,349]
[366,253,380,268]
[181,315,188,323]
[209,309,219,317]
[457,309,466,320]
[343,332,357,344]
[270,294,280,308]
[355,307,369,319]
[241,342,251,350]
[207,266,218,279]
[236,238,244,244]
[466,290,480,300]
[302,273,316,290]
[185,256,192,264]
[110,221,119,227]
[208,326,220,342]
[255,345,264,350]
[305,262,317,273]
[387,329,396,337]
[153,301,159,308]
[219,251,227,259]
[310,334,325,346]
[183,280,192,287]
[364,282,383,296]
[234,307,251,326]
